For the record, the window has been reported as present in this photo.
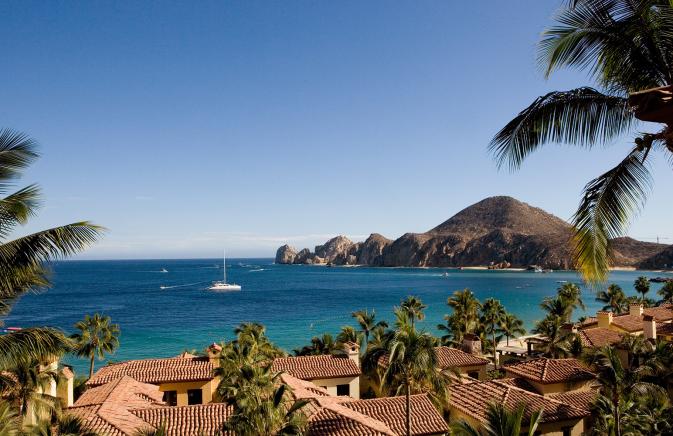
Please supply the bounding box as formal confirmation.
[467,371,479,379]
[562,427,572,436]
[187,388,203,405]
[162,390,177,406]
[336,384,350,396]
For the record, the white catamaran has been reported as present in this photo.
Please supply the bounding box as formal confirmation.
[208,250,241,291]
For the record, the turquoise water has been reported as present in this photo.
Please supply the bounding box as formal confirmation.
[4,259,669,375]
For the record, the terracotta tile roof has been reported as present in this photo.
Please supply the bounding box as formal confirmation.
[448,380,589,425]
[132,403,232,436]
[271,355,361,380]
[497,377,538,393]
[343,395,447,436]
[87,355,214,387]
[503,358,595,385]
[575,317,597,328]
[68,376,165,435]
[308,403,396,436]
[379,346,488,370]
[604,305,673,333]
[657,322,673,335]
[577,327,624,348]
[280,373,334,400]
[549,391,597,414]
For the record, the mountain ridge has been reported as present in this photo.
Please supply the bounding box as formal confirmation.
[275,196,670,270]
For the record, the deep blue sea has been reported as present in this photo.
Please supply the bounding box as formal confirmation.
[4,259,670,375]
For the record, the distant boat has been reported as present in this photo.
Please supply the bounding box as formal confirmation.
[209,250,241,292]
[160,268,168,273]
[533,266,543,273]
[557,280,568,284]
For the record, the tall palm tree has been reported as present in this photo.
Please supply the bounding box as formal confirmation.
[531,316,572,358]
[489,0,673,284]
[293,334,343,356]
[351,309,387,349]
[234,322,285,361]
[450,403,543,436]
[634,276,651,303]
[583,345,665,436]
[557,282,585,319]
[497,313,525,347]
[382,325,447,436]
[440,289,481,345]
[596,284,628,313]
[399,296,427,328]
[72,314,120,379]
[480,298,506,368]
[336,326,362,347]
[658,281,673,304]
[539,296,572,322]
[0,129,102,372]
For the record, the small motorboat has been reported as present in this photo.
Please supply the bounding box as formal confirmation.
[160,268,168,273]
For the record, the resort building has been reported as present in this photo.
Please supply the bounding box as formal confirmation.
[86,344,222,407]
[448,379,591,436]
[502,358,596,396]
[270,341,362,399]
[378,345,490,381]
[583,303,673,336]
[68,371,448,435]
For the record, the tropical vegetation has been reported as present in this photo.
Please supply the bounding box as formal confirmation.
[72,313,120,379]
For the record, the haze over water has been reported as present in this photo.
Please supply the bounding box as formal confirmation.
[10,259,670,374]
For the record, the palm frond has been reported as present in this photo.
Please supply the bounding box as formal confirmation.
[0,130,39,188]
[490,88,633,170]
[0,328,72,370]
[572,146,652,283]
[0,185,41,239]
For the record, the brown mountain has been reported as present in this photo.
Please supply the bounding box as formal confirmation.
[275,196,670,269]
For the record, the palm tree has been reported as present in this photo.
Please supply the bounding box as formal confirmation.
[0,129,101,375]
[539,297,571,322]
[233,322,285,361]
[352,309,387,349]
[293,334,342,356]
[72,314,120,379]
[489,0,673,284]
[596,284,628,314]
[28,414,100,436]
[223,383,307,436]
[583,345,665,436]
[531,316,571,358]
[0,359,59,424]
[634,276,651,303]
[399,296,427,328]
[336,326,362,347]
[382,325,447,436]
[0,400,19,436]
[658,281,673,304]
[440,289,481,346]
[557,283,585,320]
[450,402,543,436]
[480,298,506,368]
[497,313,525,347]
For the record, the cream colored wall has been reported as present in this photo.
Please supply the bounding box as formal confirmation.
[525,379,593,396]
[456,365,487,381]
[159,378,218,406]
[57,377,74,407]
[311,376,360,399]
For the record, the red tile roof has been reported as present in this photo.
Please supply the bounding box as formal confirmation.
[593,305,673,333]
[69,376,165,435]
[271,355,361,380]
[87,355,214,387]
[577,327,624,348]
[503,358,595,385]
[343,395,447,436]
[549,391,597,414]
[448,380,589,425]
[132,403,232,436]
[379,346,488,370]
[308,404,396,436]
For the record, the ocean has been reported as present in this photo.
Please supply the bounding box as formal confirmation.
[5,259,669,375]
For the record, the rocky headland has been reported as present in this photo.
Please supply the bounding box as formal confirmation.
[275,196,670,270]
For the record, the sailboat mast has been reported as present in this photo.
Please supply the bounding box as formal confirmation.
[223,249,226,283]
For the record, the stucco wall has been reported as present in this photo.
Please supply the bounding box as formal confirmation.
[311,376,360,399]
[159,378,218,406]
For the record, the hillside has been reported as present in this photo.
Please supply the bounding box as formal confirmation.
[275,196,670,269]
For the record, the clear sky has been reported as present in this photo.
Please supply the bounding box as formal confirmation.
[1,1,671,259]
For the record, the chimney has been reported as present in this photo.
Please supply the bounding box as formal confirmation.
[58,366,74,407]
[461,333,482,355]
[597,311,613,328]
[561,323,578,335]
[342,341,360,366]
[629,303,643,317]
[643,315,657,340]
[206,343,222,365]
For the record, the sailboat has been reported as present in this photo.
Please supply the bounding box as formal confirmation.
[209,250,241,291]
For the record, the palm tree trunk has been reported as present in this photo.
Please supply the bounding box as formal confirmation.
[89,355,95,379]
[506,335,510,347]
[613,391,621,436]
[492,330,497,370]
[405,378,411,436]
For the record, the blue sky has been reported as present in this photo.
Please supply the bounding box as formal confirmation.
[1,1,671,259]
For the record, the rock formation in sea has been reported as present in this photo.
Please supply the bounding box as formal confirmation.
[274,196,671,269]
